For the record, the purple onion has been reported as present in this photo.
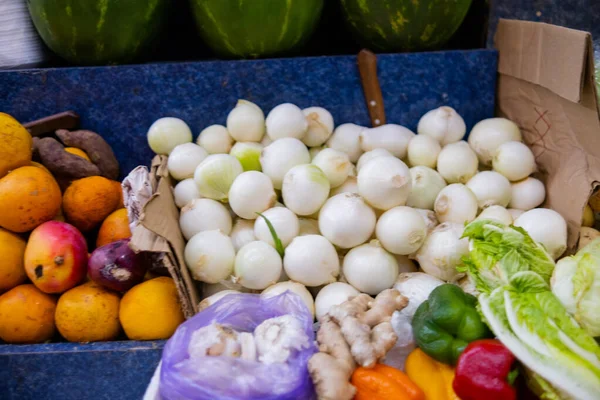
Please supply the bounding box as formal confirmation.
[88,239,146,292]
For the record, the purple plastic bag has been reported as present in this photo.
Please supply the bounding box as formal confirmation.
[159,291,318,400]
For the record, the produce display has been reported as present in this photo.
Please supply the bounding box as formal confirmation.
[140,99,600,399]
[0,112,184,344]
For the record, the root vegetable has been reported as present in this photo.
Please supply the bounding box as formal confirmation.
[330,176,358,197]
[173,178,202,208]
[414,222,469,282]
[197,124,233,154]
[343,240,399,295]
[417,106,466,145]
[88,239,146,292]
[254,207,299,248]
[407,135,442,168]
[514,208,567,259]
[319,193,376,249]
[230,219,256,252]
[266,103,308,140]
[184,230,235,284]
[226,100,265,142]
[492,141,536,181]
[312,148,352,188]
[260,138,310,189]
[314,282,360,321]
[434,183,478,224]
[283,235,340,287]
[179,198,232,240]
[358,156,412,210]
[406,166,447,210]
[327,123,365,163]
[147,117,192,155]
[466,171,512,208]
[509,177,545,210]
[476,205,513,225]
[193,154,243,201]
[254,315,311,364]
[55,129,120,180]
[234,241,282,290]
[262,281,315,318]
[167,142,208,181]
[228,171,277,219]
[436,141,478,184]
[36,137,101,179]
[302,107,334,147]
[359,124,415,158]
[376,206,427,255]
[282,164,330,216]
[468,117,522,166]
[229,142,263,171]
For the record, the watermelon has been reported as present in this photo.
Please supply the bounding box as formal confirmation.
[339,0,473,52]
[27,0,168,65]
[189,0,325,58]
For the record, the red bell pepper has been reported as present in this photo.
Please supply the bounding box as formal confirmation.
[452,339,517,400]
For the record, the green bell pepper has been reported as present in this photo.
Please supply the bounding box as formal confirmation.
[411,283,492,365]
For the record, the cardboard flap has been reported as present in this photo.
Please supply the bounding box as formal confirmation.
[495,19,600,252]
[496,19,592,105]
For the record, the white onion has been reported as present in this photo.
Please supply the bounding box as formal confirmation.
[314,282,360,321]
[359,124,415,159]
[298,218,320,236]
[514,208,567,259]
[167,143,208,181]
[466,171,512,208]
[319,193,376,249]
[417,106,466,145]
[302,107,334,147]
[406,166,447,210]
[230,142,263,171]
[434,184,478,224]
[266,103,308,140]
[282,164,330,216]
[476,205,513,225]
[194,154,243,201]
[173,178,202,208]
[197,124,234,154]
[262,281,315,318]
[311,148,352,188]
[357,156,412,210]
[184,230,235,284]
[376,206,427,255]
[330,176,358,197]
[198,290,240,311]
[260,138,310,189]
[228,171,277,219]
[326,123,365,163]
[179,198,232,240]
[234,241,282,290]
[415,222,469,282]
[407,135,442,168]
[254,207,299,248]
[283,235,340,287]
[414,208,439,233]
[230,219,256,252]
[509,177,545,210]
[492,141,536,181]
[147,117,192,155]
[309,146,325,160]
[508,209,525,220]
[343,240,399,295]
[356,148,394,172]
[468,117,522,166]
[260,134,273,147]
[436,141,478,184]
[226,99,265,142]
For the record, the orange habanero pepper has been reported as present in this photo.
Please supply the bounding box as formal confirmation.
[351,363,425,400]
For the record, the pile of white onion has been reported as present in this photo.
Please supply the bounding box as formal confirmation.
[147,101,566,321]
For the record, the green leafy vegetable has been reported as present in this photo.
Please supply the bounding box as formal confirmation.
[256,212,284,257]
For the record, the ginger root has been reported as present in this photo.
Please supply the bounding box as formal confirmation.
[308,289,408,400]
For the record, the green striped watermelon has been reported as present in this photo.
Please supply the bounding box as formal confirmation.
[189,0,324,58]
[340,0,473,52]
[27,0,168,65]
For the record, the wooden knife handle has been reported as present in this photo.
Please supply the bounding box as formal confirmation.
[358,49,386,127]
[24,111,80,137]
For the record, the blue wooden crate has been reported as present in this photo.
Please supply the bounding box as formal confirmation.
[0,49,497,400]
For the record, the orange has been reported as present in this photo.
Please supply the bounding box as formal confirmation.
[62,176,122,232]
[0,113,32,178]
[0,228,27,292]
[96,208,131,248]
[64,147,91,161]
[0,284,56,343]
[0,166,62,233]
[119,277,184,340]
[55,282,121,342]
